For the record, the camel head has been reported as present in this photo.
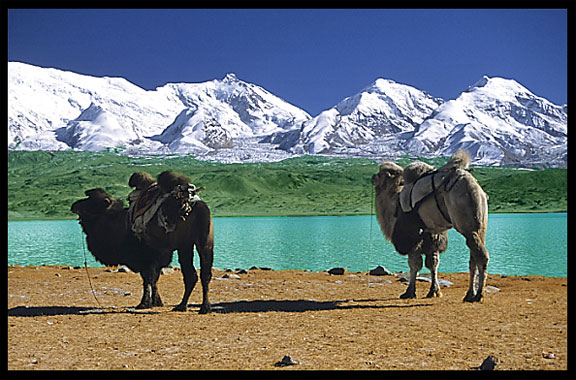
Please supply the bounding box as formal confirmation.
[71,188,124,222]
[372,162,404,193]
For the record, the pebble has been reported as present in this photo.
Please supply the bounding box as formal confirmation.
[476,355,499,370]
[328,267,346,275]
[485,285,500,293]
[369,266,391,276]
[222,273,241,279]
[542,352,555,359]
[274,355,299,367]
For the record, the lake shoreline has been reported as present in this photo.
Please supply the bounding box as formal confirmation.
[7,209,569,222]
[8,265,568,370]
[7,264,569,280]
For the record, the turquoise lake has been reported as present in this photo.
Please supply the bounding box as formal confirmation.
[7,213,567,277]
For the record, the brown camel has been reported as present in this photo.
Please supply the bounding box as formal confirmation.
[371,150,490,302]
[71,171,214,313]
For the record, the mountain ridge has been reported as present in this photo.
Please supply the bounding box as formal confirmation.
[8,62,567,167]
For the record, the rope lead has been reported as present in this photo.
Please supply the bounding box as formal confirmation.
[79,228,102,308]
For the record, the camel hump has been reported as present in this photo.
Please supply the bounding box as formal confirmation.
[129,172,156,190]
[403,161,435,184]
[439,149,471,172]
[157,171,191,194]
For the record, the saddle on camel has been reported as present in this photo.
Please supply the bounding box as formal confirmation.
[127,172,203,238]
[392,155,474,255]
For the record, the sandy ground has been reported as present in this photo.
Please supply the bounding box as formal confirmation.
[7,265,568,371]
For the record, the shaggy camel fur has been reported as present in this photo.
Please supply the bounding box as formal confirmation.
[372,150,490,302]
[72,171,213,313]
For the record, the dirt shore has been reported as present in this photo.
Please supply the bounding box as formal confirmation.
[7,265,568,371]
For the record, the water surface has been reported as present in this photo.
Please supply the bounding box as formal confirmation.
[7,213,567,277]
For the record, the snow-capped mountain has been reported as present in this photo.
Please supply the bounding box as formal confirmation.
[284,78,444,154]
[404,76,567,167]
[8,62,567,167]
[8,62,310,154]
[150,73,310,153]
[8,62,182,151]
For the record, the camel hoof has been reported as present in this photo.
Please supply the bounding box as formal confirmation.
[463,295,480,303]
[135,303,151,309]
[172,304,187,312]
[399,292,416,299]
[426,291,442,298]
[199,304,212,314]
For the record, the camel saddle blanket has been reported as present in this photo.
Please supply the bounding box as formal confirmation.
[130,184,162,218]
[128,183,202,236]
[399,170,462,213]
[128,185,170,236]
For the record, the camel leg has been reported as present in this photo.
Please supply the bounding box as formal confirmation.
[400,252,422,299]
[425,252,442,298]
[463,232,489,303]
[136,270,155,309]
[197,243,213,314]
[150,267,163,307]
[464,255,478,302]
[173,248,198,312]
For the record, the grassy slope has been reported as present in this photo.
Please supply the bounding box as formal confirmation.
[7,150,567,220]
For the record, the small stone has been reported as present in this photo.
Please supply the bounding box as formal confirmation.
[328,267,346,275]
[485,285,500,293]
[476,355,499,370]
[543,352,555,359]
[369,265,391,276]
[274,355,299,367]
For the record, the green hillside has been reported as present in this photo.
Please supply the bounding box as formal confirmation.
[7,150,567,220]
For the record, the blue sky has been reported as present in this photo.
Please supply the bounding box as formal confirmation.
[8,9,567,115]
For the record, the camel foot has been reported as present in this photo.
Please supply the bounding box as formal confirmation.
[199,303,212,314]
[399,291,416,299]
[172,303,187,312]
[426,290,442,298]
[152,299,163,307]
[463,293,483,303]
[135,302,152,309]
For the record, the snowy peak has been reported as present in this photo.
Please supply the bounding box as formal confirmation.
[8,63,567,166]
[8,62,311,155]
[155,73,311,153]
[56,103,141,151]
[406,75,567,166]
[291,78,444,154]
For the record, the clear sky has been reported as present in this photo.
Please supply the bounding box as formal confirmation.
[7,8,568,115]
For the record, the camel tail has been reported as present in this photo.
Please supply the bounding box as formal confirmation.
[440,149,471,171]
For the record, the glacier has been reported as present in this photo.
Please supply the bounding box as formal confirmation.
[8,62,567,167]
